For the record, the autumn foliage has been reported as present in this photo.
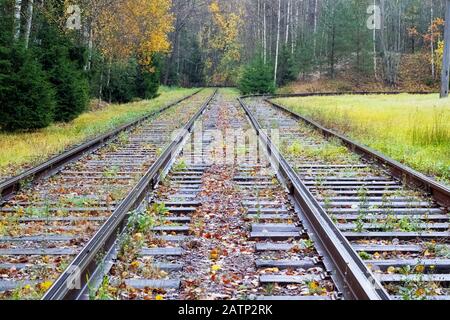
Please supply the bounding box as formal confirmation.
[95,0,173,67]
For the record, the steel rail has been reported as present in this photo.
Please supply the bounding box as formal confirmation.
[238,97,390,300]
[42,90,217,300]
[239,91,435,100]
[0,89,203,201]
[265,98,450,207]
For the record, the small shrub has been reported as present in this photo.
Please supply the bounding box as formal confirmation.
[238,57,275,95]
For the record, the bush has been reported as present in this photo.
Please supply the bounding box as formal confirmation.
[238,57,276,95]
[136,63,160,100]
[104,59,160,103]
[106,61,138,103]
[0,45,55,131]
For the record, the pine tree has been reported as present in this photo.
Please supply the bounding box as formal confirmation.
[106,60,138,103]
[277,45,297,86]
[36,20,89,123]
[0,45,55,131]
[136,57,161,100]
[183,38,205,86]
[0,0,55,131]
[238,57,275,95]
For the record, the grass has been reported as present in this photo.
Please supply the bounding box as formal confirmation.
[0,87,199,180]
[273,94,450,184]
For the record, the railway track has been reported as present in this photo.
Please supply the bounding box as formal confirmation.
[2,88,444,301]
[241,96,450,300]
[71,90,384,301]
[0,89,215,299]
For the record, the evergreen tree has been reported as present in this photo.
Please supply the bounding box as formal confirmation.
[106,60,138,103]
[36,19,89,123]
[136,57,160,100]
[0,45,55,131]
[182,38,205,86]
[238,57,275,95]
[0,0,55,131]
[277,45,297,86]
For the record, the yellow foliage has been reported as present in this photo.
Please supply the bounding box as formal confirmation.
[435,41,444,72]
[205,1,242,84]
[95,0,174,68]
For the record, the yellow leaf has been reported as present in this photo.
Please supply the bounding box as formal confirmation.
[133,233,144,241]
[211,265,221,272]
[415,265,425,273]
[387,266,396,274]
[39,281,53,292]
[309,281,319,289]
[155,295,164,300]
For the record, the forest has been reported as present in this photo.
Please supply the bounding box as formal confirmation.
[1,0,447,183]
[0,0,449,303]
[0,0,449,132]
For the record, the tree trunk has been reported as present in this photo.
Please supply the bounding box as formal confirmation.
[313,0,318,59]
[431,4,436,80]
[86,27,94,71]
[330,24,336,79]
[373,0,378,79]
[263,1,267,63]
[24,0,34,48]
[292,0,298,55]
[440,0,450,98]
[274,0,281,84]
[107,58,112,103]
[14,0,22,41]
[285,0,291,45]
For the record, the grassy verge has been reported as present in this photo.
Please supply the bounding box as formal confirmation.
[0,87,199,180]
[273,94,450,184]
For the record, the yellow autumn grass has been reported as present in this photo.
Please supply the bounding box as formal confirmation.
[273,94,450,184]
[0,87,199,179]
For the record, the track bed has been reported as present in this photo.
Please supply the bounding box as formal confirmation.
[0,91,214,299]
[94,92,341,300]
[243,97,450,300]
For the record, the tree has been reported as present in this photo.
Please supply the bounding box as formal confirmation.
[181,36,205,86]
[0,0,55,131]
[106,60,138,103]
[136,57,161,100]
[204,0,242,85]
[37,20,89,123]
[0,44,55,131]
[239,56,275,95]
[440,0,450,98]
[277,45,296,86]
[273,0,281,83]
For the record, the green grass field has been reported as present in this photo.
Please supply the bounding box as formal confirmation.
[0,87,199,180]
[273,94,450,184]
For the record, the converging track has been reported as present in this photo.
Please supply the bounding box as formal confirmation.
[0,89,215,299]
[241,96,450,300]
[1,88,447,301]
[85,90,346,300]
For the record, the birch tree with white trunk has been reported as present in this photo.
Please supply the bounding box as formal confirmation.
[274,0,281,83]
